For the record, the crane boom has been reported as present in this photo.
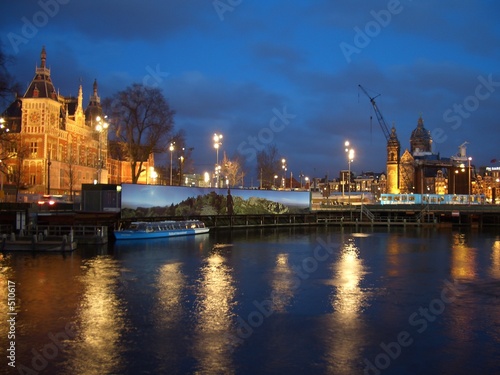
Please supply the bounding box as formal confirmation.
[358,84,391,141]
[358,84,413,193]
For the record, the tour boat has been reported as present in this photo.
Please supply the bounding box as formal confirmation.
[114,220,209,240]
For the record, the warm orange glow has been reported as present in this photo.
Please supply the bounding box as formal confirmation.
[450,233,476,279]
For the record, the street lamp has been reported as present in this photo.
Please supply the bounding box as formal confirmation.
[453,169,458,194]
[213,133,223,187]
[281,158,287,189]
[345,141,355,205]
[468,157,472,200]
[95,115,109,184]
[179,154,184,186]
[169,142,175,185]
[0,117,8,197]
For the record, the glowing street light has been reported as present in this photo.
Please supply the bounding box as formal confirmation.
[213,133,223,187]
[95,115,109,183]
[468,157,472,199]
[281,158,287,189]
[345,141,355,205]
[169,142,175,185]
[453,169,459,195]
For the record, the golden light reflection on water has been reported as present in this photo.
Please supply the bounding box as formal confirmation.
[491,240,500,278]
[332,237,368,315]
[386,235,402,277]
[270,253,295,312]
[193,253,236,374]
[155,262,185,328]
[0,254,12,340]
[327,236,369,375]
[450,233,476,279]
[65,256,127,375]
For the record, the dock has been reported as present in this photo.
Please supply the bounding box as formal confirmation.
[0,223,109,252]
[1,204,499,245]
[1,233,77,252]
[117,204,500,230]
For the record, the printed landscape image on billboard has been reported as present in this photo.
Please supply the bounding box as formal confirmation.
[121,184,310,218]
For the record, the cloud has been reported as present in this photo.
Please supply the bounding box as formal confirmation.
[1,0,498,178]
[0,1,214,45]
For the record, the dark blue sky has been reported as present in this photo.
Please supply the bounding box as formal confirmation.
[1,1,499,182]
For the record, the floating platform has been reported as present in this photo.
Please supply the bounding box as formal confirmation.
[0,235,77,252]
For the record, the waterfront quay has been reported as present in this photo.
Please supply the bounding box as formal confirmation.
[1,204,499,243]
[117,204,500,230]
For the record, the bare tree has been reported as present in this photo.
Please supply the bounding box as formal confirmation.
[256,144,282,189]
[221,152,245,187]
[3,134,28,202]
[104,83,175,184]
[0,46,20,109]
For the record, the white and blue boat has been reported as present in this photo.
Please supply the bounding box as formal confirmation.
[114,220,209,240]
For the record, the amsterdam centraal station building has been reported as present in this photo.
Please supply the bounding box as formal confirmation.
[0,47,154,201]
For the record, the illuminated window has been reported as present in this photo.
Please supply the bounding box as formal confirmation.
[30,142,38,156]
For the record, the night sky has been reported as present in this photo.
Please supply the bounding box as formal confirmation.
[1,1,499,183]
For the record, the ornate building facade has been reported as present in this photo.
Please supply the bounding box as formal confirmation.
[0,47,154,200]
[386,115,437,194]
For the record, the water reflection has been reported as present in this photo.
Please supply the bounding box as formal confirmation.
[332,237,368,315]
[64,256,127,375]
[326,235,369,374]
[386,234,402,277]
[193,252,236,374]
[0,253,12,341]
[491,240,500,279]
[450,232,476,279]
[270,253,295,312]
[155,262,185,328]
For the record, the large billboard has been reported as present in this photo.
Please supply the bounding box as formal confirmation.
[121,184,310,218]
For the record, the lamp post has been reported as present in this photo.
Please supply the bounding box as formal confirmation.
[95,115,109,184]
[453,169,458,194]
[169,142,175,185]
[281,158,287,189]
[179,154,184,186]
[345,141,355,205]
[468,157,472,195]
[213,133,223,187]
[47,156,51,194]
[0,117,7,197]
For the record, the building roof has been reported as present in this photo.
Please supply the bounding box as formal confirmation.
[84,79,103,125]
[23,46,58,101]
[410,116,432,153]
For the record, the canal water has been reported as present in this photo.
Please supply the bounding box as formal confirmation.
[1,226,499,375]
